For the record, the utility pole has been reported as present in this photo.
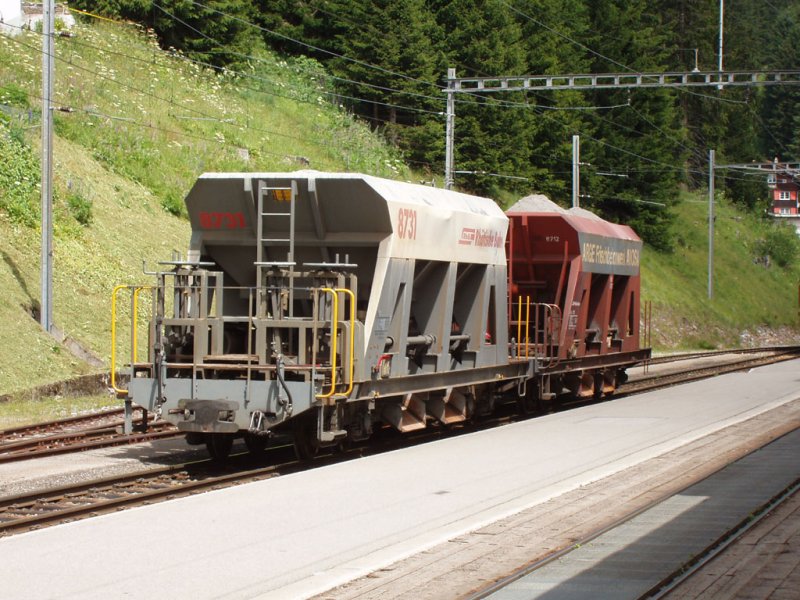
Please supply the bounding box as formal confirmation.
[718,0,725,88]
[444,68,456,190]
[572,135,580,208]
[41,0,54,334]
[708,149,715,300]
[718,1,725,74]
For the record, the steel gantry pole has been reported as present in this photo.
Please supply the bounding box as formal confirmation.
[708,149,715,300]
[572,135,580,208]
[444,67,456,190]
[40,0,55,334]
[718,0,725,76]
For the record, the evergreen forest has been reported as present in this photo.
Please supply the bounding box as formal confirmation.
[71,0,800,250]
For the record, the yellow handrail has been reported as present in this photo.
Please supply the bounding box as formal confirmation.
[525,295,531,359]
[111,284,151,395]
[335,287,356,398]
[316,288,339,399]
[516,296,523,359]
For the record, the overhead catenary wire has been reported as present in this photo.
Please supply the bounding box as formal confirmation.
[454,170,531,181]
[18,8,779,192]
[0,31,333,165]
[534,107,759,185]
[150,1,446,114]
[499,1,635,74]
[5,25,313,145]
[14,21,454,173]
[183,0,444,92]
[132,5,587,174]
[52,15,443,120]
[280,2,615,114]
[170,0,634,121]
[73,5,739,185]
[154,1,618,116]
[589,194,667,207]
[10,86,304,162]
[2,22,436,187]
[497,0,784,176]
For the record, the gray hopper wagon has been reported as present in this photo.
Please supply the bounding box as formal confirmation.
[117,172,531,458]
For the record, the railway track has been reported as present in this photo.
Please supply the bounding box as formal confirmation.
[619,345,800,396]
[0,407,131,443]
[0,408,180,464]
[1,346,797,465]
[644,344,800,366]
[0,423,478,537]
[0,448,289,537]
[0,345,797,537]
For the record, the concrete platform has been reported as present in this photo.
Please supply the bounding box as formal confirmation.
[1,359,799,600]
[664,486,800,599]
[485,428,800,599]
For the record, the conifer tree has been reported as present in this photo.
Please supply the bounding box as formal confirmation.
[432,0,532,196]
[759,5,800,161]
[511,0,594,202]
[582,0,684,250]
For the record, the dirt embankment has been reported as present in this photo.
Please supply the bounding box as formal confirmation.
[648,313,800,350]
[0,373,111,403]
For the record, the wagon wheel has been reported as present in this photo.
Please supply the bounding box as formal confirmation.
[292,412,320,461]
[593,373,605,401]
[244,432,270,455]
[205,432,235,461]
[517,381,540,416]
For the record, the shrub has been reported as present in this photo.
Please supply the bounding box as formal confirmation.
[161,191,185,217]
[0,83,30,109]
[66,191,93,226]
[0,122,39,226]
[754,223,800,268]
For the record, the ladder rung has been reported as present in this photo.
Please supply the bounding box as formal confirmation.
[261,212,291,217]
[260,238,291,243]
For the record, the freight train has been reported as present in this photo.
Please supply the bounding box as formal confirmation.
[113,172,650,459]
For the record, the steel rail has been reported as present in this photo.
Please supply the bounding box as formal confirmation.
[0,454,289,536]
[0,424,180,464]
[646,344,800,366]
[0,406,134,440]
[1,347,796,463]
[0,405,183,464]
[619,348,800,396]
[0,413,526,537]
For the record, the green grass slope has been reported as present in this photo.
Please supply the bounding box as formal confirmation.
[642,193,800,349]
[0,19,406,396]
[1,19,799,399]
[0,133,188,393]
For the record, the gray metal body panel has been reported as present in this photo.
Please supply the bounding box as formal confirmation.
[129,378,313,429]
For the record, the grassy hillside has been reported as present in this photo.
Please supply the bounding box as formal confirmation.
[0,19,406,396]
[642,194,800,349]
[0,18,799,399]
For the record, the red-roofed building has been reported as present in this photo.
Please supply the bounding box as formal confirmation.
[767,162,800,234]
